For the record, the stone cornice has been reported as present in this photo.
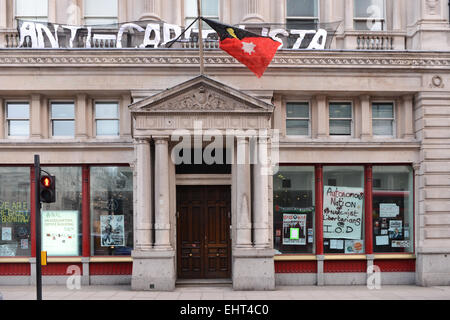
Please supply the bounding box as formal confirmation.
[0,49,450,71]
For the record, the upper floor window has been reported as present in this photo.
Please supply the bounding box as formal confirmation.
[329,102,353,136]
[286,0,319,29]
[372,102,394,137]
[51,102,75,138]
[286,102,310,136]
[185,0,219,29]
[6,102,30,137]
[15,0,48,22]
[354,0,385,31]
[84,0,118,25]
[95,102,119,137]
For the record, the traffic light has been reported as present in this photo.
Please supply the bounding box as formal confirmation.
[40,175,56,203]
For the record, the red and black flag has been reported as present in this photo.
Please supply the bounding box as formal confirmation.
[202,17,280,78]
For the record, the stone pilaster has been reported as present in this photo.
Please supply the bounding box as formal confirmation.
[154,136,171,249]
[139,0,161,21]
[30,94,42,139]
[134,138,153,250]
[0,0,6,28]
[253,135,269,248]
[235,136,252,248]
[360,95,371,140]
[75,94,88,139]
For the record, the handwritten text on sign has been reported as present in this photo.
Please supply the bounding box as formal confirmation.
[323,186,364,240]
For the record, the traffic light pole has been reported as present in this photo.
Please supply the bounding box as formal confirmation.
[34,155,42,301]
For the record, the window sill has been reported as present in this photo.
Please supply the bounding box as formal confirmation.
[90,256,132,263]
[273,253,416,261]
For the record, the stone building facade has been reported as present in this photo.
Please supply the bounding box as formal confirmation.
[0,0,449,290]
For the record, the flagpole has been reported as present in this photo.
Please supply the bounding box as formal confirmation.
[197,0,204,75]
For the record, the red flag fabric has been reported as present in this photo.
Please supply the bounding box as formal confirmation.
[202,18,280,78]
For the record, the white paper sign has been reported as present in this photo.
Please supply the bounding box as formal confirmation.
[392,240,410,248]
[42,210,79,256]
[376,235,390,246]
[323,186,364,239]
[2,227,12,241]
[330,239,344,249]
[380,203,399,218]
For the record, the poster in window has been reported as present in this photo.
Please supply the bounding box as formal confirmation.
[42,210,79,256]
[344,240,364,254]
[388,220,403,239]
[323,186,364,239]
[100,215,125,247]
[282,213,306,245]
[2,227,12,241]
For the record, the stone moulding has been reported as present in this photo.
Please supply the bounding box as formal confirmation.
[0,50,450,70]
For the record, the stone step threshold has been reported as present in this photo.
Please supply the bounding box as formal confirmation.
[176,279,232,287]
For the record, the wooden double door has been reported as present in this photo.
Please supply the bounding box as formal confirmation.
[177,185,231,279]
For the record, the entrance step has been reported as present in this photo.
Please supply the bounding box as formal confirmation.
[176,279,232,287]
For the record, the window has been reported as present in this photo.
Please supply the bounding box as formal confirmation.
[286,102,310,136]
[51,102,75,137]
[323,166,365,254]
[7,102,30,137]
[354,0,385,31]
[15,0,48,22]
[372,102,394,137]
[90,167,133,256]
[95,102,119,137]
[274,166,315,254]
[41,167,82,257]
[329,102,352,136]
[84,0,118,25]
[0,167,31,257]
[185,0,219,29]
[286,0,319,29]
[372,166,414,253]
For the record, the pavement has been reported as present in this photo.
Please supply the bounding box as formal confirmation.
[1,284,450,300]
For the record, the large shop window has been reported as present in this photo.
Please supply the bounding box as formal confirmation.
[273,166,315,254]
[323,166,365,254]
[41,167,82,256]
[372,166,414,253]
[90,167,133,256]
[0,168,31,257]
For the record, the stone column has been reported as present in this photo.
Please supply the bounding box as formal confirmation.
[30,94,42,139]
[392,0,402,31]
[0,98,4,139]
[235,136,252,248]
[316,95,328,138]
[401,95,415,139]
[135,138,153,250]
[139,0,161,21]
[75,94,88,139]
[0,0,7,28]
[360,95,371,140]
[120,94,132,139]
[154,136,171,249]
[242,0,265,23]
[253,136,269,248]
[344,0,354,31]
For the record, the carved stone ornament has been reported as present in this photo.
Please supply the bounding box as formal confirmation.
[430,75,444,88]
[145,85,259,112]
[426,0,440,15]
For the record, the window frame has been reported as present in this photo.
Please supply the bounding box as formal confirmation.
[50,101,75,139]
[14,0,49,22]
[6,101,30,139]
[184,0,220,28]
[286,0,320,27]
[83,0,119,26]
[328,101,354,137]
[94,101,120,138]
[371,101,396,138]
[285,101,311,137]
[353,0,386,31]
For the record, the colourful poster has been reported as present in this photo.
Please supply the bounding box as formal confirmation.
[323,186,364,239]
[42,211,79,256]
[282,213,307,245]
[344,240,364,253]
[100,215,125,247]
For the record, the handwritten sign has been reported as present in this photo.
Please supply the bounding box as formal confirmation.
[379,203,399,218]
[323,186,364,240]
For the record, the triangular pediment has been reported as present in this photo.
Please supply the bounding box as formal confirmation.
[129,75,274,114]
